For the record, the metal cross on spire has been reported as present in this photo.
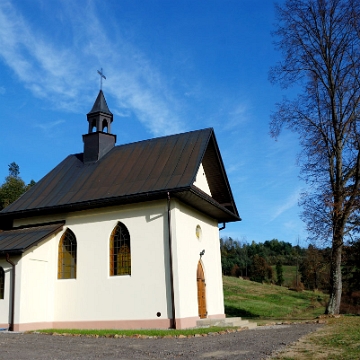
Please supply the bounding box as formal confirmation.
[97,68,106,90]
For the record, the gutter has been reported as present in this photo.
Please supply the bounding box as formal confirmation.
[167,192,176,329]
[0,187,191,221]
[5,254,15,331]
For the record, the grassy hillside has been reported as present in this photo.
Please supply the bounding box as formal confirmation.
[223,276,328,320]
[272,265,299,287]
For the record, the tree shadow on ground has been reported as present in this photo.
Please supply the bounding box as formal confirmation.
[225,305,260,318]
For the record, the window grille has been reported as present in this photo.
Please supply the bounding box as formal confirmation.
[110,222,131,276]
[0,267,4,299]
[58,229,77,279]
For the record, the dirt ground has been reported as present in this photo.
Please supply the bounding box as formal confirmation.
[0,324,323,360]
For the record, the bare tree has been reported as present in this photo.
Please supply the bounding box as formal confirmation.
[270,0,360,314]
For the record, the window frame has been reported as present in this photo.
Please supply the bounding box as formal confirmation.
[58,229,77,279]
[109,222,131,276]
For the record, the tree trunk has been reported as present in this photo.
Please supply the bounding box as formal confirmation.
[326,237,342,314]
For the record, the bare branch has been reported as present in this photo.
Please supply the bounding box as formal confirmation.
[270,0,360,315]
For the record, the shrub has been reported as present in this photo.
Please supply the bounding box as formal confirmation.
[288,278,305,292]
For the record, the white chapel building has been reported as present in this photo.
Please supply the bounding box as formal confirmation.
[0,90,240,331]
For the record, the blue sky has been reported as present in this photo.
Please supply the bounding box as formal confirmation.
[0,0,308,246]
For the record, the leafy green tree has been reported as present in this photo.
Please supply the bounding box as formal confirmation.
[276,261,284,286]
[8,162,20,178]
[342,241,360,296]
[341,240,360,312]
[0,163,35,210]
[264,239,296,265]
[26,179,36,190]
[250,255,273,283]
[299,245,330,291]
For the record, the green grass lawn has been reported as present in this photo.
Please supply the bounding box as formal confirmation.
[313,316,360,360]
[224,276,360,359]
[223,276,327,320]
[38,326,233,337]
[273,315,360,360]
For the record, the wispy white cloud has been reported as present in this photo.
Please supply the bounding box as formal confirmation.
[0,1,83,105]
[227,163,243,174]
[265,132,299,160]
[225,103,249,130]
[283,220,299,230]
[268,188,301,222]
[207,99,250,133]
[33,120,65,131]
[0,0,184,136]
[0,86,5,94]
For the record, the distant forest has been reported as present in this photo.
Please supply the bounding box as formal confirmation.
[220,237,360,313]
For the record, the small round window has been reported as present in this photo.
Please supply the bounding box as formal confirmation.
[196,225,202,240]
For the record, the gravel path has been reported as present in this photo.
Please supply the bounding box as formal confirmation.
[0,324,322,360]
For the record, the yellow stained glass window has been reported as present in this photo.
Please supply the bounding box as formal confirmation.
[110,222,131,276]
[58,229,77,279]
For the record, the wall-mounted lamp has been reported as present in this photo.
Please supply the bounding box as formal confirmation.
[199,249,205,258]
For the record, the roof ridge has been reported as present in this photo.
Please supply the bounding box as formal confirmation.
[66,128,214,158]
[114,127,213,149]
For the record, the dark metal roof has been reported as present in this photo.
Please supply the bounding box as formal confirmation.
[0,222,64,255]
[0,128,240,225]
[88,90,112,115]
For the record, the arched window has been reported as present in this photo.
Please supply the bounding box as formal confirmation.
[58,229,77,279]
[0,267,4,299]
[110,222,131,276]
[102,119,109,133]
[90,119,96,133]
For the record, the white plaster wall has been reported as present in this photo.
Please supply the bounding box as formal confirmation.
[171,200,224,319]
[51,200,172,323]
[15,236,56,325]
[0,260,12,326]
[12,196,224,327]
[193,163,212,196]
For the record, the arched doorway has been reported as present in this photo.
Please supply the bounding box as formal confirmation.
[197,261,207,319]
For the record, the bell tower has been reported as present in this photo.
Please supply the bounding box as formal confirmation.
[83,89,116,163]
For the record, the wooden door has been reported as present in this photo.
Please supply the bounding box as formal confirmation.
[197,261,207,319]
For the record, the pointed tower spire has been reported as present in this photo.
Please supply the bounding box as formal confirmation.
[86,90,113,134]
[83,90,116,163]
[88,89,112,115]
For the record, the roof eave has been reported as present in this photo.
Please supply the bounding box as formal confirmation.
[0,222,65,254]
[171,186,241,223]
[0,189,190,227]
[188,185,241,222]
[0,186,240,227]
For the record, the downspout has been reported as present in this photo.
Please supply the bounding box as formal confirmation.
[5,253,16,332]
[219,222,226,231]
[167,192,176,329]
